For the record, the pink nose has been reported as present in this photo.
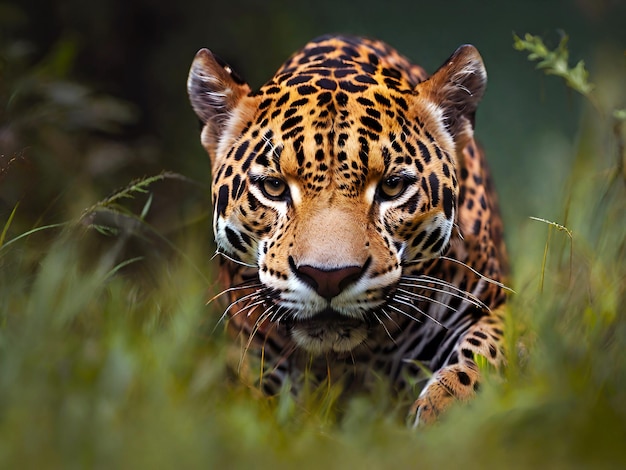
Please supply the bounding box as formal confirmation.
[295,264,365,299]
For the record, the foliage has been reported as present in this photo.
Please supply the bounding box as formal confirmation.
[513,32,594,98]
[1,31,625,468]
[0,26,157,239]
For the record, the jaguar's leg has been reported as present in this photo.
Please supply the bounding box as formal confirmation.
[409,307,505,426]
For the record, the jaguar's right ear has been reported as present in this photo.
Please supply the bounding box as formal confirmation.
[187,49,252,149]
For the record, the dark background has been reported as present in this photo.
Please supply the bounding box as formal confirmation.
[1,0,625,254]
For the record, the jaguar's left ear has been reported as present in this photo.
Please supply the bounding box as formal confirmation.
[187,49,253,161]
[187,48,251,126]
[418,45,487,146]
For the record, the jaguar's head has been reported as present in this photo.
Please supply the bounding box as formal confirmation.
[188,38,486,354]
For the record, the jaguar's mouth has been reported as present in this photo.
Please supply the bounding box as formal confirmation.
[288,308,366,328]
[285,309,370,355]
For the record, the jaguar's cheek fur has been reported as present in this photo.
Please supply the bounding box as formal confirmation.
[188,35,508,425]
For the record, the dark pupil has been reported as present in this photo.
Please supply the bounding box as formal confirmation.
[386,177,400,188]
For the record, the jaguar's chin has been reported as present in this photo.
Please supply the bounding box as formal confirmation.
[286,309,369,355]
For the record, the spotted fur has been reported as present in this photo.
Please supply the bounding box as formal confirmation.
[188,35,508,425]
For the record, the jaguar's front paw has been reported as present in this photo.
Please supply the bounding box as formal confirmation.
[409,364,479,427]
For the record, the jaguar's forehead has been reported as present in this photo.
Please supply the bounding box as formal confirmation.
[274,35,427,89]
[235,36,434,195]
[256,36,423,122]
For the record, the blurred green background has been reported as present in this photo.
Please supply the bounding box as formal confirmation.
[2,0,625,240]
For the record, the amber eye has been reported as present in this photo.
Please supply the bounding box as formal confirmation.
[261,177,288,200]
[378,175,408,200]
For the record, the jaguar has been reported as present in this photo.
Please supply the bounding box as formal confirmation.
[187,35,508,425]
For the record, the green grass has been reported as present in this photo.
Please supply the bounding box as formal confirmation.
[1,35,625,468]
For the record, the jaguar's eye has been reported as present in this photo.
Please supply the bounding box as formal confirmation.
[261,177,288,200]
[378,175,408,200]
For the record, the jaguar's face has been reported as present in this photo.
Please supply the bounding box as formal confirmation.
[188,39,486,354]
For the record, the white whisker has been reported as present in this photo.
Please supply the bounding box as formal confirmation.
[386,304,422,325]
[438,255,515,293]
[380,307,401,331]
[400,274,489,310]
[372,311,397,345]
[243,299,268,317]
[211,290,265,333]
[392,295,447,329]
[270,305,292,323]
[206,281,263,306]
[240,306,275,371]
[395,287,459,313]
[398,280,487,311]
[212,249,257,268]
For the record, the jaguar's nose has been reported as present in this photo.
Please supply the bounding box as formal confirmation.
[291,259,367,299]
